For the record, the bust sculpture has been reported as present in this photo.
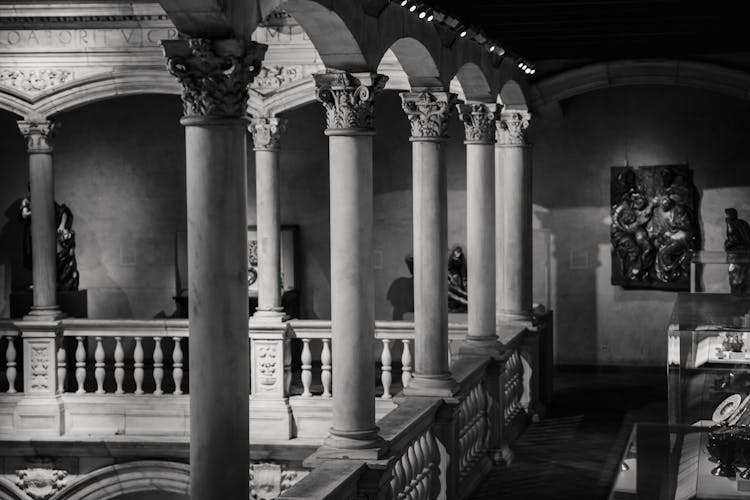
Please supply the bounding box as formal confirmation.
[725,208,750,295]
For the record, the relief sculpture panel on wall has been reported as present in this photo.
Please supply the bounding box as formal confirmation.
[610,164,699,290]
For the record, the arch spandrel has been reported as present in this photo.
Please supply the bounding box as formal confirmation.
[376,38,442,90]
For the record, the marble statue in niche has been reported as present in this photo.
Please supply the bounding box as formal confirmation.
[19,191,80,291]
[610,165,698,290]
[725,208,750,295]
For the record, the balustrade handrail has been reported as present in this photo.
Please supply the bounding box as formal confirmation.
[61,318,190,337]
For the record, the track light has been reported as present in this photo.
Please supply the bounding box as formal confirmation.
[400,0,408,6]
[418,9,426,18]
[459,29,467,37]
[426,12,434,21]
[409,4,417,12]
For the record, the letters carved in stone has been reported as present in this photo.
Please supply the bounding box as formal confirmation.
[17,120,58,153]
[16,465,68,500]
[496,111,531,146]
[313,70,388,130]
[0,69,72,93]
[249,117,286,150]
[400,91,457,139]
[163,38,267,119]
[456,103,497,143]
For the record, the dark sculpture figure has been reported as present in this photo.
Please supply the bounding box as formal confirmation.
[19,194,80,291]
[725,208,750,295]
[652,195,695,283]
[447,245,468,312]
[611,190,655,281]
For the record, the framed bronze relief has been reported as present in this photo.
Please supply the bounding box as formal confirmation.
[610,164,699,290]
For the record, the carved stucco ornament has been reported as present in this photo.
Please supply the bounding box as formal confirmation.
[162,38,267,119]
[17,120,59,153]
[313,70,388,130]
[249,462,308,500]
[249,117,287,150]
[400,91,457,139]
[15,464,68,500]
[456,102,497,143]
[496,110,531,146]
[0,69,72,94]
[251,66,308,91]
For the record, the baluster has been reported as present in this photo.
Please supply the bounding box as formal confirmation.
[401,339,412,388]
[283,338,292,396]
[56,343,66,393]
[94,337,105,394]
[400,453,413,498]
[320,338,332,398]
[301,338,312,397]
[172,337,183,395]
[408,442,423,499]
[5,336,17,394]
[447,339,452,368]
[392,456,406,498]
[114,337,124,394]
[134,337,144,395]
[381,339,392,399]
[75,336,86,394]
[153,337,164,395]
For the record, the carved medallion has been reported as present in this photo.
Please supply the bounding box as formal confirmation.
[16,465,68,500]
[313,70,388,130]
[456,103,497,143]
[250,463,308,500]
[400,91,457,139]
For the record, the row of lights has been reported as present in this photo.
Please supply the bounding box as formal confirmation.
[394,0,535,75]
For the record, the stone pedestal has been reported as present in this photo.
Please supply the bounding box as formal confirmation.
[496,111,533,322]
[163,37,266,500]
[314,70,387,454]
[400,91,459,397]
[249,322,293,439]
[17,120,62,320]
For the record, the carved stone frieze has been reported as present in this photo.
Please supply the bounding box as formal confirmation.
[313,70,388,130]
[457,103,497,143]
[249,463,308,500]
[496,110,531,146]
[162,38,267,119]
[16,464,68,500]
[17,120,58,153]
[0,69,72,94]
[250,65,309,92]
[249,117,286,150]
[400,91,457,139]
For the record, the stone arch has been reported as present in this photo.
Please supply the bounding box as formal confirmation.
[52,461,189,500]
[531,59,750,109]
[0,477,26,500]
[377,37,442,90]
[0,88,33,118]
[498,80,528,111]
[452,62,494,102]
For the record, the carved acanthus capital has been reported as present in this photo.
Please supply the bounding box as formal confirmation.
[456,103,497,144]
[313,70,388,131]
[249,117,286,150]
[162,38,267,120]
[17,120,58,153]
[400,91,457,139]
[496,110,531,146]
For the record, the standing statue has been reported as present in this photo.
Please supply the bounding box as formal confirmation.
[447,245,468,312]
[19,194,80,291]
[725,208,750,295]
[611,189,656,281]
[652,195,695,283]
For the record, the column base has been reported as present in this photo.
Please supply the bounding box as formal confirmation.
[402,373,460,397]
[459,337,504,359]
[24,305,65,321]
[496,310,533,322]
[250,308,289,323]
[313,428,386,460]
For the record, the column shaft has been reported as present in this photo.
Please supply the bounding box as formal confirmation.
[255,149,282,312]
[29,153,58,311]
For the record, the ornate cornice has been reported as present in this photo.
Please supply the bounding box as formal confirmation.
[17,119,58,153]
[456,103,497,144]
[313,70,388,131]
[496,110,531,146]
[249,117,286,150]
[400,91,457,139]
[162,38,267,120]
[0,69,72,94]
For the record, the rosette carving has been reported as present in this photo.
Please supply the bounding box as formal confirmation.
[496,110,531,146]
[456,103,497,143]
[17,120,58,153]
[249,117,286,150]
[162,38,267,119]
[313,71,388,130]
[400,91,457,139]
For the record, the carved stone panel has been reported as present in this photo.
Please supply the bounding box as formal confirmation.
[610,164,699,290]
[16,463,68,500]
[249,462,308,500]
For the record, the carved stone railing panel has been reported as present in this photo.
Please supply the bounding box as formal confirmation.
[457,381,490,479]
[389,427,440,500]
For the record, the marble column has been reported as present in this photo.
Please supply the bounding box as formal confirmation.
[457,103,498,348]
[17,119,62,319]
[163,38,266,500]
[496,110,533,322]
[314,70,387,453]
[249,117,287,321]
[400,91,459,396]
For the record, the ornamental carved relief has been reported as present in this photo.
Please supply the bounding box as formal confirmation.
[400,91,457,139]
[0,69,72,94]
[250,66,307,91]
[29,345,50,391]
[257,344,277,386]
[249,117,286,150]
[249,463,308,500]
[16,465,68,500]
[17,120,58,152]
[496,111,531,146]
[313,70,388,130]
[456,103,497,143]
[163,38,267,119]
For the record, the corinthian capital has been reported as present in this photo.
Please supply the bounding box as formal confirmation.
[456,103,497,144]
[17,120,58,153]
[400,91,457,139]
[496,110,531,146]
[162,38,267,120]
[313,70,388,131]
[249,117,286,150]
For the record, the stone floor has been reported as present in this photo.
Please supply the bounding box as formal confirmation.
[471,367,667,500]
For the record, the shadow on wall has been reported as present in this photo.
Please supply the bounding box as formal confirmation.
[386,254,414,320]
[79,230,133,318]
[0,199,30,295]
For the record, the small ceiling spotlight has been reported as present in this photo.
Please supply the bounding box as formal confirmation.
[418,9,427,19]
[409,4,417,12]
[459,29,467,37]
[400,0,408,6]
[489,44,496,52]
[497,47,506,56]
